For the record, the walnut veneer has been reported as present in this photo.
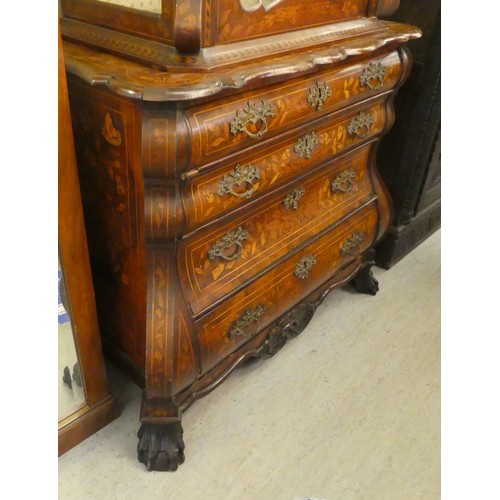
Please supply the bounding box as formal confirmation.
[62,0,419,471]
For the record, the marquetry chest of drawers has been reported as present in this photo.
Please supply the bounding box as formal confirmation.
[61,0,420,471]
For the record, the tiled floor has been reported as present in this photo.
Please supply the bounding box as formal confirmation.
[59,231,440,500]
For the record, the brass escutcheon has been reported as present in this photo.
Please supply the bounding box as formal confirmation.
[294,131,319,159]
[347,111,374,139]
[294,255,317,279]
[218,164,261,199]
[230,101,276,140]
[307,81,333,111]
[229,304,266,339]
[283,186,306,210]
[331,168,357,193]
[360,62,387,90]
[208,226,249,262]
[340,231,365,257]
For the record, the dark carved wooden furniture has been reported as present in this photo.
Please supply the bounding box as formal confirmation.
[60,0,420,470]
[375,2,440,268]
[58,27,119,456]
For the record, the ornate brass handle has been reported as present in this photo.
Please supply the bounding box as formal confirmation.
[360,62,387,90]
[294,131,319,159]
[218,164,261,199]
[331,168,357,193]
[347,111,374,139]
[230,101,276,140]
[294,255,317,279]
[340,231,365,257]
[229,304,266,339]
[283,186,306,210]
[307,81,332,111]
[208,226,249,262]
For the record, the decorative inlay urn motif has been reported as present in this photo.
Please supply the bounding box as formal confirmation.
[229,304,266,339]
[283,186,306,210]
[347,111,374,139]
[331,168,357,193]
[208,226,249,262]
[102,112,122,146]
[340,231,365,257]
[230,101,276,140]
[294,132,319,159]
[360,62,388,90]
[307,81,333,111]
[218,164,261,199]
[294,255,317,279]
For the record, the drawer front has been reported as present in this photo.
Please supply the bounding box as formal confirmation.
[180,143,375,316]
[184,97,387,232]
[184,50,400,169]
[196,202,378,374]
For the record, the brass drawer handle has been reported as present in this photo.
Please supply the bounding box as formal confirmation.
[230,101,276,140]
[331,168,357,193]
[229,304,266,339]
[347,111,374,139]
[360,62,388,90]
[294,255,317,279]
[340,231,365,257]
[307,81,332,111]
[294,131,319,159]
[218,164,261,199]
[283,186,306,210]
[208,226,249,262]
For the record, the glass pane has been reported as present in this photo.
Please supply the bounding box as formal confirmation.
[95,0,162,13]
[58,260,86,421]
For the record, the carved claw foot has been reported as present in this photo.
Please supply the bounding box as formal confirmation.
[137,422,185,471]
[351,266,379,295]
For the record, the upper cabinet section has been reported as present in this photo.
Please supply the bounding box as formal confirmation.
[60,0,401,67]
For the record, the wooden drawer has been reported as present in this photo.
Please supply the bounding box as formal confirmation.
[184,50,401,169]
[180,143,375,316]
[184,96,387,233]
[196,202,378,374]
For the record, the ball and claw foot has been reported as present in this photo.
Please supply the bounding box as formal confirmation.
[137,422,185,471]
[352,266,379,295]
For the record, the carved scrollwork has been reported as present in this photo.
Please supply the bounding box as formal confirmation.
[229,304,266,339]
[217,164,261,199]
[331,168,357,193]
[294,131,319,159]
[294,255,317,279]
[283,186,306,210]
[360,61,388,90]
[340,231,365,257]
[260,302,319,359]
[307,81,333,111]
[347,111,374,139]
[230,101,276,140]
[208,226,249,262]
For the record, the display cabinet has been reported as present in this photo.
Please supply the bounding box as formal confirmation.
[61,1,420,470]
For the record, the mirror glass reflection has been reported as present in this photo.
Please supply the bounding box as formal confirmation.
[58,258,86,421]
